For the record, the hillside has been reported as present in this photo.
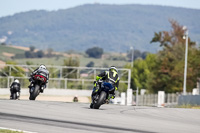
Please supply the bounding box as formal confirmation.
[0,4,200,52]
[0,45,25,60]
[0,45,127,67]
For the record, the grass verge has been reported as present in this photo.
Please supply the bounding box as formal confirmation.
[176,104,200,109]
[0,129,23,133]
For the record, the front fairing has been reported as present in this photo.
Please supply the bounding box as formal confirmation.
[101,82,114,93]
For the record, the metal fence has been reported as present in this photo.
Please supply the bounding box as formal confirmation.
[133,93,180,106]
[0,64,131,90]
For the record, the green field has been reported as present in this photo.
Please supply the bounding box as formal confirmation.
[15,57,64,66]
[0,45,25,54]
[0,45,128,67]
[14,56,128,67]
[0,45,25,61]
[80,57,127,67]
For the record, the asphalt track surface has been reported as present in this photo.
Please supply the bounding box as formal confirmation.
[0,99,200,133]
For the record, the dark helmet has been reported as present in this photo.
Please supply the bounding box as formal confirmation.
[109,66,118,72]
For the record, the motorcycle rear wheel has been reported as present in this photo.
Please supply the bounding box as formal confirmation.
[29,84,40,100]
[12,93,17,100]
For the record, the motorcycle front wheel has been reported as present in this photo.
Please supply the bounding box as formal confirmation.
[93,91,107,109]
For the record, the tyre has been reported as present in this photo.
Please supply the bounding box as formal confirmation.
[94,91,107,109]
[29,85,40,100]
[12,93,17,100]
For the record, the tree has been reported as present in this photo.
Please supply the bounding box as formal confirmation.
[1,43,6,45]
[141,52,149,59]
[62,57,80,78]
[46,48,54,57]
[151,19,195,48]
[36,50,44,58]
[125,54,156,92]
[86,47,103,58]
[86,61,94,67]
[26,61,33,65]
[30,46,35,52]
[127,49,148,61]
[25,51,35,58]
[0,61,25,77]
[125,20,200,94]
[149,20,199,93]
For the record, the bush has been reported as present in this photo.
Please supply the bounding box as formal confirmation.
[86,61,94,67]
[85,47,103,58]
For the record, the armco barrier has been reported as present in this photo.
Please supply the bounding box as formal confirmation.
[0,88,91,96]
[178,95,200,105]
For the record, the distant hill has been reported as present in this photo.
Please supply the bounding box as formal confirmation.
[0,4,200,53]
[0,45,25,61]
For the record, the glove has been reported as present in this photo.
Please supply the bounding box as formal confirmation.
[96,76,100,81]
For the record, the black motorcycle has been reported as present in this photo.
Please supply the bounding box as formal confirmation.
[10,84,20,100]
[29,72,47,100]
[91,81,114,109]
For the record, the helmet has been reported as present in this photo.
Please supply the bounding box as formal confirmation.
[14,79,19,83]
[39,64,46,70]
[109,66,118,72]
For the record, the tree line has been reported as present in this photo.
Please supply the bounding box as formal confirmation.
[126,20,200,94]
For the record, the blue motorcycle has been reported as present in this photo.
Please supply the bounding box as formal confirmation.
[92,81,114,109]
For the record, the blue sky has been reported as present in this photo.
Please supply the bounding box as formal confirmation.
[0,0,199,17]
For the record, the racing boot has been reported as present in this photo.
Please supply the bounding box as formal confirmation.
[40,84,46,93]
[106,93,115,104]
[40,86,44,93]
[108,93,115,100]
[17,92,20,100]
[28,83,34,93]
[106,99,109,104]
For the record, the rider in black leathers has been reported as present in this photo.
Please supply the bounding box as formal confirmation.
[28,64,49,93]
[10,79,21,99]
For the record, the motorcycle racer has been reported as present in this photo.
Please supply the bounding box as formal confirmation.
[28,64,49,93]
[90,66,120,108]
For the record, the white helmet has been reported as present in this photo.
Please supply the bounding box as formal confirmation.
[39,64,46,69]
[109,66,118,72]
[14,79,19,83]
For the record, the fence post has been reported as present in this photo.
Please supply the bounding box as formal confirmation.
[82,79,84,89]
[127,88,133,106]
[121,92,126,105]
[158,91,165,107]
[7,77,10,89]
[65,78,67,89]
[60,67,62,78]
[128,69,131,90]
[77,68,79,79]
[136,87,138,106]
[94,69,96,80]
[9,66,11,76]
